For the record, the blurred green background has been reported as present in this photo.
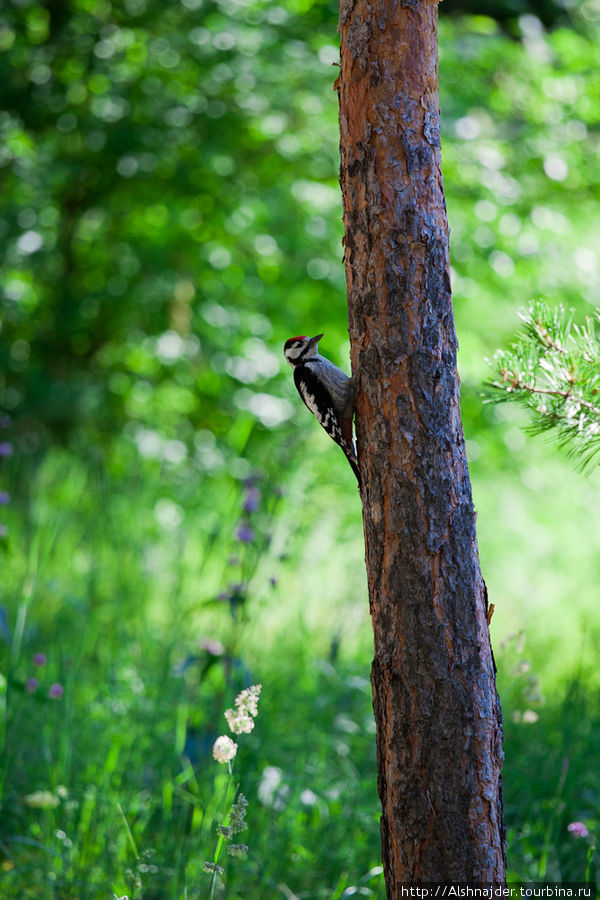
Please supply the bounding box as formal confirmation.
[1,0,600,896]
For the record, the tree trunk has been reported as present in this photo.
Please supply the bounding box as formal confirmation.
[337,0,506,890]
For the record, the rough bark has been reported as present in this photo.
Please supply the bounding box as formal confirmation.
[337,0,506,889]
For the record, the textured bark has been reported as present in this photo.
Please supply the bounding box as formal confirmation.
[337,0,506,890]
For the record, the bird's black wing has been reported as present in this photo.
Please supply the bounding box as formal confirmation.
[293,365,361,485]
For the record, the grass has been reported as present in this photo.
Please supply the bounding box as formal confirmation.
[0,440,598,897]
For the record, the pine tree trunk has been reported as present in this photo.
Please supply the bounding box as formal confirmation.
[337,0,506,889]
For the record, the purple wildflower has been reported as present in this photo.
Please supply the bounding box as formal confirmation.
[33,652,47,667]
[0,443,13,458]
[235,522,254,544]
[26,677,39,694]
[567,822,589,838]
[0,492,9,505]
[48,683,64,699]
[242,486,260,513]
[269,576,277,587]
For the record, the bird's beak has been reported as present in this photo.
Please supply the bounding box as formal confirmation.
[310,333,324,348]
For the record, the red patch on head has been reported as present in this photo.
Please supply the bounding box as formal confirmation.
[284,336,307,349]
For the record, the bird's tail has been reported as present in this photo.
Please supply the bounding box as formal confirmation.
[343,442,361,488]
[339,417,361,487]
[350,454,362,487]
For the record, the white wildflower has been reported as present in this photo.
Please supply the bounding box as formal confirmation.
[212,735,238,763]
[24,790,60,809]
[235,684,261,717]
[224,684,262,734]
[225,708,255,734]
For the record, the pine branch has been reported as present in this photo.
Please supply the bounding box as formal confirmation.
[487,301,600,470]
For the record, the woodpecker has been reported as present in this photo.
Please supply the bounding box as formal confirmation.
[283,333,361,486]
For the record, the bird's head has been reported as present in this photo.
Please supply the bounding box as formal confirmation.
[283,333,323,367]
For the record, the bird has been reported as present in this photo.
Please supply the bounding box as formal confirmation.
[283,333,361,486]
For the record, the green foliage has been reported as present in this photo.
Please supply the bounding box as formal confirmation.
[0,443,380,897]
[499,635,600,882]
[489,302,600,468]
[439,17,600,397]
[0,0,345,463]
[2,0,600,470]
[2,0,600,893]
[1,452,599,894]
